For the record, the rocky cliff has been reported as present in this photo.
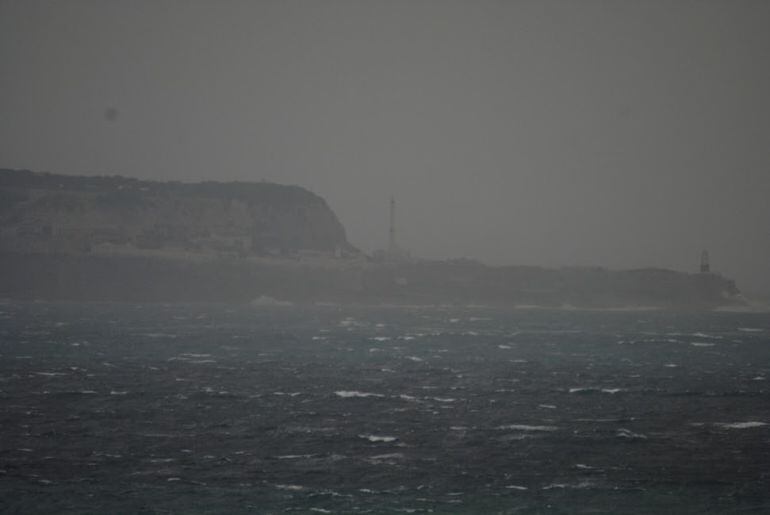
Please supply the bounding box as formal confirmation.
[0,169,356,258]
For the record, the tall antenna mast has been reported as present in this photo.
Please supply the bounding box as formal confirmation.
[388,196,396,254]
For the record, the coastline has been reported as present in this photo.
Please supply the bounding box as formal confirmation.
[0,251,744,311]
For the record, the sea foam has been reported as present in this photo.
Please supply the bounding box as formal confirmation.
[715,422,767,429]
[358,434,398,443]
[496,424,558,432]
[335,391,384,398]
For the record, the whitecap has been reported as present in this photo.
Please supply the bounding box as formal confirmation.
[616,428,647,439]
[601,388,623,394]
[335,391,384,398]
[690,342,715,347]
[275,484,305,491]
[110,390,128,395]
[576,418,627,423]
[406,356,424,362]
[371,336,390,342]
[538,404,557,409]
[431,397,456,403]
[367,453,404,462]
[496,424,558,432]
[498,344,512,349]
[738,327,763,332]
[543,481,594,490]
[358,434,398,443]
[715,421,767,429]
[505,485,528,491]
[692,332,723,339]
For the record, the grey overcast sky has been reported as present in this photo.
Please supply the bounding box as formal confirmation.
[1,0,769,292]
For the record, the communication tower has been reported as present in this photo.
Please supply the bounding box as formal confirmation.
[388,196,396,255]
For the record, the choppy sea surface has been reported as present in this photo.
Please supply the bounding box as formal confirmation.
[1,301,769,514]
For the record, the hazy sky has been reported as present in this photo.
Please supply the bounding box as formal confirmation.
[1,0,769,291]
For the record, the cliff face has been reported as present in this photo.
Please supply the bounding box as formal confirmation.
[0,169,356,258]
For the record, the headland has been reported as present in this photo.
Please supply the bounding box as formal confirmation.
[0,169,743,309]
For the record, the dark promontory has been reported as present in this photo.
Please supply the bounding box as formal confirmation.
[0,169,743,309]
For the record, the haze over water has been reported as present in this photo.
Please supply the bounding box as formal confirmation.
[1,1,769,291]
[2,4,769,513]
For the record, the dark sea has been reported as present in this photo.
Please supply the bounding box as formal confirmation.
[1,301,769,514]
